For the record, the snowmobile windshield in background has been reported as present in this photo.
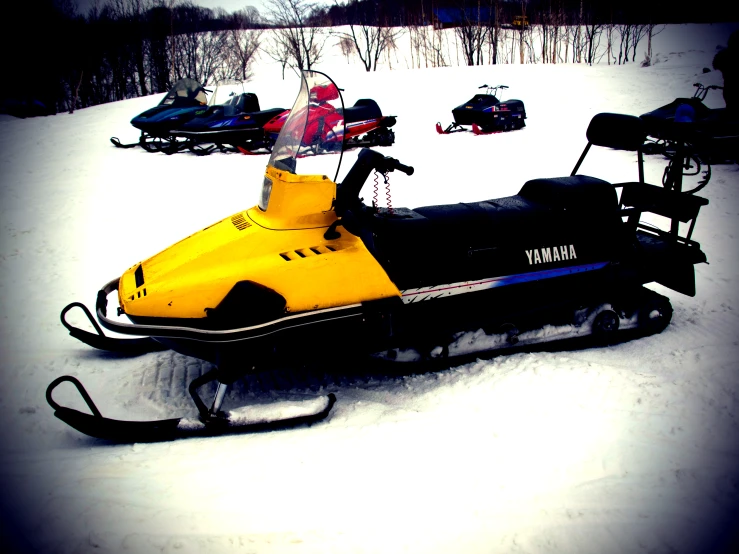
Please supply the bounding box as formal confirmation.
[208,80,258,116]
[161,78,208,107]
[267,70,345,181]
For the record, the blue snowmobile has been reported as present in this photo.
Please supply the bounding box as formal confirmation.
[110,78,209,152]
[171,79,286,155]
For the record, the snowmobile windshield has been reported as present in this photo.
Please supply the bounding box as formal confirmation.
[208,80,258,116]
[267,70,345,181]
[160,78,208,107]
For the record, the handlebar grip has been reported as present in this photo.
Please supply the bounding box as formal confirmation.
[394,161,414,176]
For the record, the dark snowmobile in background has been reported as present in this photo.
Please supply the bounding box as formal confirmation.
[171,80,286,155]
[436,84,527,135]
[640,82,739,164]
[0,96,56,118]
[49,71,708,443]
[110,78,209,152]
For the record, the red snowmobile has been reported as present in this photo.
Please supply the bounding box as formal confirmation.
[239,85,396,154]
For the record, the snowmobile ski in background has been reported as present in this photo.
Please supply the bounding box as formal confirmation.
[436,84,527,134]
[110,78,209,153]
[51,73,708,443]
[171,80,286,156]
[640,82,739,164]
[238,92,396,155]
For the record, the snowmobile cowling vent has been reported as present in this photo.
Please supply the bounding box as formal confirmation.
[279,245,336,261]
[231,213,252,230]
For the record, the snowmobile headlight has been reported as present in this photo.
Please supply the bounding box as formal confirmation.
[259,177,273,211]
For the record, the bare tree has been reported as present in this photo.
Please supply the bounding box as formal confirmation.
[583,20,604,66]
[640,24,664,67]
[227,9,263,81]
[265,0,328,74]
[453,1,491,66]
[343,23,400,71]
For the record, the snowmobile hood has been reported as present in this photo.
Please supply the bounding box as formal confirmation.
[117,207,399,321]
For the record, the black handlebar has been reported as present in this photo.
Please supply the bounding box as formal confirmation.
[393,160,414,176]
[336,148,413,215]
[377,156,414,176]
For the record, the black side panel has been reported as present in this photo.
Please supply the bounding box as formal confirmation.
[634,231,704,296]
[205,281,287,329]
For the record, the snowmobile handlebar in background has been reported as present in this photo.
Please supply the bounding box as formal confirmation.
[692,82,722,100]
[335,148,414,216]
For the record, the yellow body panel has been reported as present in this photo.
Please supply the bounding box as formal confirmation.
[249,166,337,229]
[119,168,400,319]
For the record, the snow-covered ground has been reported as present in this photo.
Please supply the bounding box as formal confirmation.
[1,22,739,554]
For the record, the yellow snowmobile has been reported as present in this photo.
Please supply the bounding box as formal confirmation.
[48,71,709,442]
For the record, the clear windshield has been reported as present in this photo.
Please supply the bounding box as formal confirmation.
[160,78,208,106]
[208,80,258,116]
[268,71,345,181]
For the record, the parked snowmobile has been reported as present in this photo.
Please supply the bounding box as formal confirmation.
[171,80,286,155]
[49,71,708,443]
[110,78,209,152]
[640,82,739,164]
[239,91,396,154]
[436,84,527,135]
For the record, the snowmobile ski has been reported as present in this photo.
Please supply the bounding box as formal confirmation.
[61,301,167,355]
[109,136,141,149]
[46,375,336,443]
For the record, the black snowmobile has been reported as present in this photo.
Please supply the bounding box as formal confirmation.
[110,78,209,153]
[171,80,286,156]
[49,71,708,443]
[436,84,527,135]
[640,82,739,164]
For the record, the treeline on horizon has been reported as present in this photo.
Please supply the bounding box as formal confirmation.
[1,0,736,116]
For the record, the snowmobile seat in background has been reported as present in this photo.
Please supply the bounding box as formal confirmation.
[240,93,260,114]
[571,112,647,183]
[225,93,259,117]
[250,107,289,127]
[341,99,383,123]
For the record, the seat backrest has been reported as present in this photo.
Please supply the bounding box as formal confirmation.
[585,112,646,151]
[572,112,647,181]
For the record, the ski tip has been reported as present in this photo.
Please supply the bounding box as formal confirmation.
[435,122,445,135]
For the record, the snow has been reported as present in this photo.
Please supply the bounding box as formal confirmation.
[1,22,739,554]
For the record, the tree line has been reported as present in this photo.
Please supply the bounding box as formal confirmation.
[1,0,736,115]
